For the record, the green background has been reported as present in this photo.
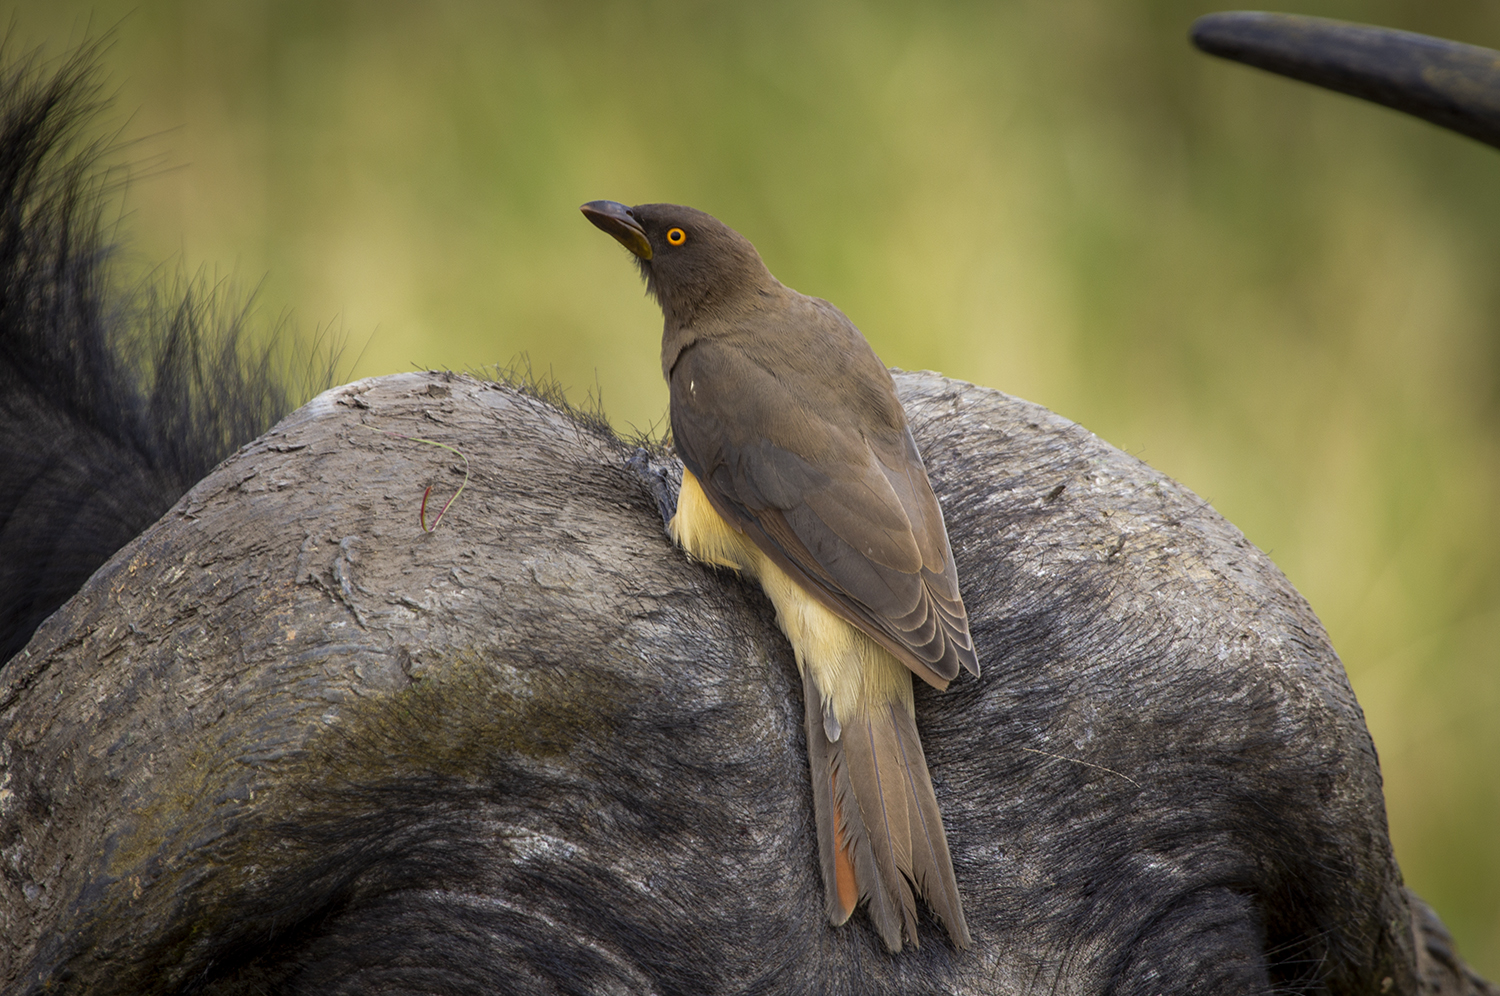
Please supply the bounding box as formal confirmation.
[12,0,1498,974]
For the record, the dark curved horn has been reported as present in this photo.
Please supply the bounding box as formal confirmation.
[1191,11,1500,150]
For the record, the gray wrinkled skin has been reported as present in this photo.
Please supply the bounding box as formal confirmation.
[1,370,1490,995]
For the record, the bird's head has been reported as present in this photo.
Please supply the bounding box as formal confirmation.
[580,201,774,327]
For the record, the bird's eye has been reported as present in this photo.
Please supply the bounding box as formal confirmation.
[667,227,687,246]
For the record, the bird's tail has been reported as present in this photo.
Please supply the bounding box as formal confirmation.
[803,666,970,952]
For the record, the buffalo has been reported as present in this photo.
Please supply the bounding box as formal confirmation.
[2,14,1496,995]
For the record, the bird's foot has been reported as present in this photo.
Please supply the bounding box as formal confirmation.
[625,448,681,532]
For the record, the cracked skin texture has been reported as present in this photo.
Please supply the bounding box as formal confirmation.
[0,369,1459,995]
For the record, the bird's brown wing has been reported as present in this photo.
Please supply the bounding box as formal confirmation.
[669,338,977,686]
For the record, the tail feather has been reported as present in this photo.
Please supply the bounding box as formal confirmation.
[890,703,971,947]
[842,704,918,949]
[802,667,969,952]
[830,780,860,921]
[805,678,856,926]
[835,731,912,951]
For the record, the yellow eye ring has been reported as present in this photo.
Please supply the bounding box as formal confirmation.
[666,227,687,246]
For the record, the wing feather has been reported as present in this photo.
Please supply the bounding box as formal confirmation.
[670,336,978,684]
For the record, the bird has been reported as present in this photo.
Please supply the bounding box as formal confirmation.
[582,200,977,952]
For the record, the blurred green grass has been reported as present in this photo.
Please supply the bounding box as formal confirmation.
[13,0,1499,973]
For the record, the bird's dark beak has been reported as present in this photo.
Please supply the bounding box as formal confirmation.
[581,201,652,260]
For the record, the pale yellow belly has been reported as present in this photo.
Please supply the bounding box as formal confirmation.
[669,468,913,726]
